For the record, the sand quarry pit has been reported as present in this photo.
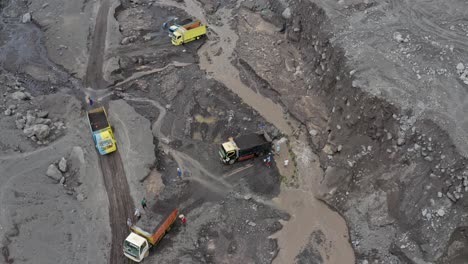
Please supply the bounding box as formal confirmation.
[1,0,468,263]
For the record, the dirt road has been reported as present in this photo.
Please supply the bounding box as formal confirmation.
[99,153,134,264]
[85,0,111,89]
[84,0,134,263]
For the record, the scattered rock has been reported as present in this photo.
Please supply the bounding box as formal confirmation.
[248,221,257,227]
[282,8,291,19]
[121,35,137,45]
[15,119,26,129]
[437,209,446,217]
[437,192,443,198]
[309,129,318,136]
[37,110,49,118]
[58,157,67,173]
[456,63,465,73]
[59,177,66,185]
[322,144,334,155]
[46,164,62,181]
[23,126,36,137]
[34,124,51,140]
[424,156,433,162]
[22,13,31,23]
[393,32,409,43]
[10,91,28,100]
[76,193,85,201]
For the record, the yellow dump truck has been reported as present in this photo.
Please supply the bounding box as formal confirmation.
[171,24,207,46]
[86,107,117,155]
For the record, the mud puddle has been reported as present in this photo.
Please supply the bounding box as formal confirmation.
[271,139,355,264]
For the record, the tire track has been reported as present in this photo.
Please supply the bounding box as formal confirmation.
[99,152,134,264]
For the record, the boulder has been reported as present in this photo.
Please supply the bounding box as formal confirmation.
[4,109,12,116]
[37,110,49,118]
[10,91,28,100]
[22,13,31,23]
[34,124,50,140]
[282,8,291,19]
[16,119,26,129]
[23,126,36,137]
[58,157,67,173]
[46,164,62,181]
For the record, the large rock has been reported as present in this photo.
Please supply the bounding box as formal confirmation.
[24,124,50,140]
[282,8,291,19]
[23,126,36,137]
[11,91,28,100]
[34,124,50,140]
[58,157,67,173]
[15,118,26,129]
[46,164,62,181]
[22,13,31,23]
[37,110,49,118]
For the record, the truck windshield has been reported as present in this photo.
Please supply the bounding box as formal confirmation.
[99,139,113,149]
[219,147,226,158]
[124,240,140,258]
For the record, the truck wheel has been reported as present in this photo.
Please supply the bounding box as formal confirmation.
[229,159,235,165]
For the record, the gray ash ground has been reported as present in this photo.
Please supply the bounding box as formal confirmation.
[108,3,288,263]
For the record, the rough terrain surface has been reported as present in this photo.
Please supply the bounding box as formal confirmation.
[2,0,468,263]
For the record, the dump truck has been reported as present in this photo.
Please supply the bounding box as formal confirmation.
[219,132,272,164]
[171,24,207,46]
[86,107,117,155]
[123,208,179,262]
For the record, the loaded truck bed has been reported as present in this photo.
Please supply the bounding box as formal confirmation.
[131,208,178,245]
[88,110,109,132]
[235,133,270,149]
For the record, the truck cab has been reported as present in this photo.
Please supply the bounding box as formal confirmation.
[93,129,117,155]
[219,140,239,164]
[123,233,149,263]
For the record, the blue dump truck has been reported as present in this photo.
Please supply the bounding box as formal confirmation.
[87,107,117,155]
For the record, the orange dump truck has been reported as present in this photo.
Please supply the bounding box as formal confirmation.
[123,208,178,262]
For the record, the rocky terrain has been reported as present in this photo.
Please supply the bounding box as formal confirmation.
[1,0,468,263]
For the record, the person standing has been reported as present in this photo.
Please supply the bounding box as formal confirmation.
[179,214,187,225]
[134,208,141,220]
[177,167,182,179]
[264,155,272,168]
[85,95,94,106]
[141,197,147,210]
[127,217,132,228]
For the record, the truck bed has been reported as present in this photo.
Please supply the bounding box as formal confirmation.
[235,133,270,150]
[88,110,109,132]
[132,208,178,245]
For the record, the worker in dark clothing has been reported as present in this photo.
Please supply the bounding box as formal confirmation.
[141,197,147,210]
[86,95,94,106]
